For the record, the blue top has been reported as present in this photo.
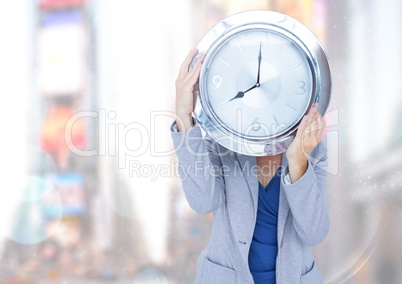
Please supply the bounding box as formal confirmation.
[248,169,280,284]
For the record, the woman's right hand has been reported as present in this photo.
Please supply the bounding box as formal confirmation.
[175,48,205,132]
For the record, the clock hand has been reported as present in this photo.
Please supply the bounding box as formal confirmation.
[256,42,262,86]
[218,84,258,106]
[218,42,262,107]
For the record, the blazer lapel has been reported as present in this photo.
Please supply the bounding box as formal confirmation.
[234,153,258,214]
[278,153,290,247]
[224,152,258,265]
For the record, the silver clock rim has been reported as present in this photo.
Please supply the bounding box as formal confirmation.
[200,24,317,141]
[192,10,332,156]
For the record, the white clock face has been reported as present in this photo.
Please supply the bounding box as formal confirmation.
[204,29,314,138]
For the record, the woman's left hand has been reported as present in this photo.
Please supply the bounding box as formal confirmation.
[286,102,325,182]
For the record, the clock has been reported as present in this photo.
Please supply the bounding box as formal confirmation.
[191,10,331,156]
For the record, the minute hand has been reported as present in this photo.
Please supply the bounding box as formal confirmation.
[256,42,262,86]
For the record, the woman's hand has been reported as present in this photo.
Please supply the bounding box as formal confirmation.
[175,48,206,132]
[286,102,325,182]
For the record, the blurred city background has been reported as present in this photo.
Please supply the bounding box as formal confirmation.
[0,0,401,283]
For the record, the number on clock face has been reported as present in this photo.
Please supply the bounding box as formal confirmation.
[205,29,313,138]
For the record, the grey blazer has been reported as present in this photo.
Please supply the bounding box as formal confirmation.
[170,119,329,284]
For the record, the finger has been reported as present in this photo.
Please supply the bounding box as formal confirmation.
[299,104,322,152]
[178,48,198,79]
[302,115,314,137]
[310,102,319,114]
[315,115,326,138]
[307,116,324,144]
[184,53,206,82]
[306,116,319,136]
[185,54,206,86]
[297,103,318,135]
[296,114,309,139]
[303,112,316,136]
[306,105,322,132]
[186,62,202,89]
[310,117,320,134]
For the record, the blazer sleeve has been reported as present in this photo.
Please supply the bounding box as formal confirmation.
[170,119,225,214]
[281,142,330,247]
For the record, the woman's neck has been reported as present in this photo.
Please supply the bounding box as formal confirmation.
[256,154,282,188]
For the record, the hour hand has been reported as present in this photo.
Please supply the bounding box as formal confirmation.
[218,84,257,106]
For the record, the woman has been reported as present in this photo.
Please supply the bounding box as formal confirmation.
[170,48,329,283]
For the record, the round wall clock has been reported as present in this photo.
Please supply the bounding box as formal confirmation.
[191,10,331,156]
